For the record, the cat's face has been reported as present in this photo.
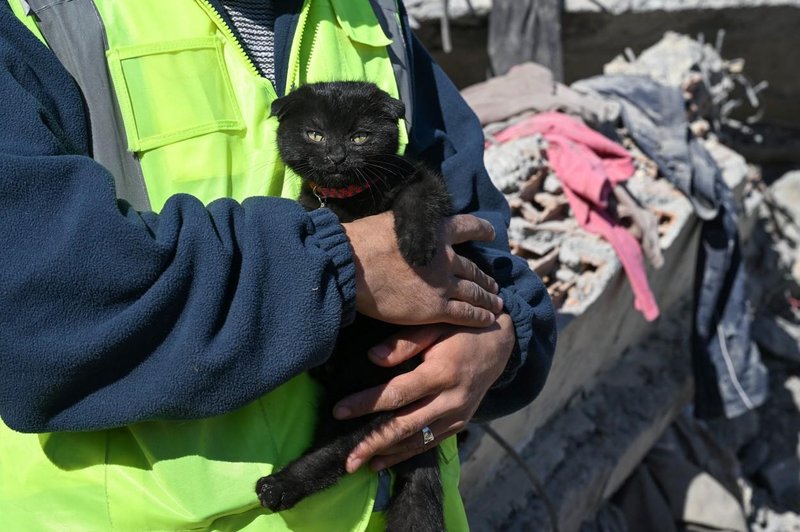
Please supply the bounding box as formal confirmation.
[271,82,405,188]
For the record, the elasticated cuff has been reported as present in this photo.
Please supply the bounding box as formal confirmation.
[308,208,357,327]
[491,284,533,389]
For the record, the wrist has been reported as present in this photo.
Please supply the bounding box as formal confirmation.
[490,313,518,389]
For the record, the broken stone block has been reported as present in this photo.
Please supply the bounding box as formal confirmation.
[484,135,549,194]
[703,136,749,192]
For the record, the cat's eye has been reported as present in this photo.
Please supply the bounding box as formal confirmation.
[351,132,370,144]
[306,130,325,142]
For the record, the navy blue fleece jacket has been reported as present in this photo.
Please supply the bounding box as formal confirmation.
[0,1,556,432]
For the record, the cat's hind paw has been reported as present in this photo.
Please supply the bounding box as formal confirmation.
[256,474,306,512]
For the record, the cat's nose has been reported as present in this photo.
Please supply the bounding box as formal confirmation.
[327,147,346,165]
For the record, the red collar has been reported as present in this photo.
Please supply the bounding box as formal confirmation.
[309,181,371,200]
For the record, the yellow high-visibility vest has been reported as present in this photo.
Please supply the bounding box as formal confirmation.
[2,0,466,529]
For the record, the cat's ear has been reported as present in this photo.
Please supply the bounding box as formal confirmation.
[270,95,295,120]
[387,98,406,121]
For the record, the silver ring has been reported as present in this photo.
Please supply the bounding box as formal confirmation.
[421,426,435,446]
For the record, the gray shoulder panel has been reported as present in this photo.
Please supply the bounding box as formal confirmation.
[371,0,413,133]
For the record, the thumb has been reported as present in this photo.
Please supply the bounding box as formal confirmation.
[368,325,445,367]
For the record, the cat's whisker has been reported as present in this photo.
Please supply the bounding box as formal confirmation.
[363,159,405,176]
[371,153,418,168]
[360,167,393,194]
[365,157,416,176]
[353,168,379,209]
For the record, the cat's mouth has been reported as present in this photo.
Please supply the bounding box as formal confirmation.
[318,172,358,187]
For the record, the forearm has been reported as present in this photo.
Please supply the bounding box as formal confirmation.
[0,9,355,432]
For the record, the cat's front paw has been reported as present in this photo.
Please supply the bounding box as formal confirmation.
[398,233,437,267]
[256,473,307,512]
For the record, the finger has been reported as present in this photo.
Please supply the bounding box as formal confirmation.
[334,368,442,420]
[345,399,444,473]
[375,418,465,458]
[440,300,496,328]
[449,278,504,314]
[451,254,499,294]
[371,427,461,471]
[367,326,444,367]
[444,215,496,245]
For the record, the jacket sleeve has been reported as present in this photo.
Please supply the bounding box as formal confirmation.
[403,23,557,420]
[0,6,356,433]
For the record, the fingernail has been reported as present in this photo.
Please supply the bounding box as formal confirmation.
[334,406,351,419]
[369,345,391,359]
[347,456,363,473]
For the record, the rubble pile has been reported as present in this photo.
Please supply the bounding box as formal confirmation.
[604,30,767,136]
[577,37,800,532]
[485,130,684,314]
[468,31,800,529]
[742,169,800,531]
[478,31,752,317]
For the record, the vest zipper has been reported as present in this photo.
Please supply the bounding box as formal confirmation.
[287,0,311,92]
[196,0,260,78]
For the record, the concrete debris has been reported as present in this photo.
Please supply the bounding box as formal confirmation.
[605,31,728,90]
[768,170,800,247]
[751,506,800,532]
[484,127,682,316]
[522,30,800,532]
[483,134,549,193]
[604,31,768,138]
[704,136,750,191]
[480,31,755,318]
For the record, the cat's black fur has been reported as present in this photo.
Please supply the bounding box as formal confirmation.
[255,82,452,531]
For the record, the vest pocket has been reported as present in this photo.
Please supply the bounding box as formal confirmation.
[106,37,245,152]
[329,0,393,47]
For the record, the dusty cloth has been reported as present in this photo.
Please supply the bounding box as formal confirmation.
[573,74,767,419]
[461,62,619,127]
[573,74,718,220]
[612,184,664,270]
[494,112,660,321]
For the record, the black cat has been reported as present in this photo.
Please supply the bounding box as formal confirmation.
[255,82,452,531]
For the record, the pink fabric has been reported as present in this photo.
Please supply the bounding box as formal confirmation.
[495,112,660,321]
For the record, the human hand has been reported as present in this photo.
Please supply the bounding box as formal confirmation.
[343,212,503,328]
[333,314,516,472]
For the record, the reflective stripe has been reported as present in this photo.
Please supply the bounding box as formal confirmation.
[23,0,151,211]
